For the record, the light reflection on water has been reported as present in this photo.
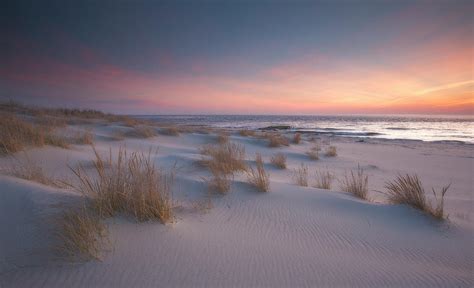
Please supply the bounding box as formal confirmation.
[138,115,474,144]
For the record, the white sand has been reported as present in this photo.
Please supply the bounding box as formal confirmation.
[0,124,472,287]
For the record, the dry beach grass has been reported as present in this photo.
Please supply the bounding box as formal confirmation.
[239,129,255,137]
[292,163,309,187]
[292,133,301,144]
[267,133,290,147]
[199,142,247,175]
[160,126,180,136]
[200,141,247,194]
[340,165,369,200]
[247,153,270,192]
[313,169,334,190]
[126,125,158,138]
[384,174,450,220]
[270,152,287,169]
[325,146,337,157]
[56,207,109,261]
[68,146,174,223]
[0,113,71,154]
[306,145,320,160]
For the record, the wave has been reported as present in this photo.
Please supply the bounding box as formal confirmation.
[297,130,382,137]
[386,127,410,131]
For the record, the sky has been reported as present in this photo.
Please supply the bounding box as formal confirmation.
[1,0,473,115]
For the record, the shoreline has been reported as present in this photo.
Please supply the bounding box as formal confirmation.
[154,121,474,146]
[137,115,474,145]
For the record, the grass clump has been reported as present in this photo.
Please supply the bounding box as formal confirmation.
[121,117,141,127]
[45,132,70,149]
[325,146,337,157]
[384,174,450,220]
[0,114,45,154]
[239,130,255,137]
[247,153,270,192]
[292,133,301,144]
[313,169,334,190]
[6,154,62,187]
[74,130,94,145]
[306,144,320,160]
[200,142,247,194]
[56,207,108,261]
[270,152,287,169]
[69,146,174,223]
[110,130,126,141]
[207,167,231,194]
[160,126,180,136]
[199,142,247,175]
[126,126,157,138]
[267,133,289,147]
[0,113,70,154]
[292,163,308,187]
[340,165,368,200]
[216,133,229,144]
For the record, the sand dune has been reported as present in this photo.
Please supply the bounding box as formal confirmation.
[0,124,472,287]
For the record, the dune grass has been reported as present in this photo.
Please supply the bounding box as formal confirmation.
[325,146,337,157]
[0,101,109,120]
[340,165,368,200]
[56,206,109,261]
[384,174,450,220]
[68,146,174,223]
[126,125,157,138]
[313,169,334,190]
[45,132,70,149]
[200,142,247,194]
[0,101,150,128]
[121,117,141,127]
[239,129,255,137]
[292,163,309,187]
[216,133,229,144]
[267,133,290,147]
[0,113,70,154]
[292,133,301,144]
[110,130,126,141]
[199,142,247,175]
[306,144,320,160]
[247,153,270,192]
[270,152,287,169]
[74,130,94,145]
[306,150,319,160]
[160,126,180,136]
[58,146,174,261]
[207,167,232,194]
[6,154,63,187]
[1,114,44,154]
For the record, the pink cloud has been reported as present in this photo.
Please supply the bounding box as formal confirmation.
[2,23,472,115]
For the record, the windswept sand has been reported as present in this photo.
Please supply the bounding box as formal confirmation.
[0,123,472,287]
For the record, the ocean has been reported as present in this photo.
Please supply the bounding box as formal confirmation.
[138,114,474,144]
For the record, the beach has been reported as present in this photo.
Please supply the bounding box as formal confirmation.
[3,1,473,286]
[1,116,472,287]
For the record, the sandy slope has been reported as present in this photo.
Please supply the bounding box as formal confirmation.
[0,125,472,287]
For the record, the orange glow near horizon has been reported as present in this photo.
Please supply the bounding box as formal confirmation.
[1,27,472,115]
